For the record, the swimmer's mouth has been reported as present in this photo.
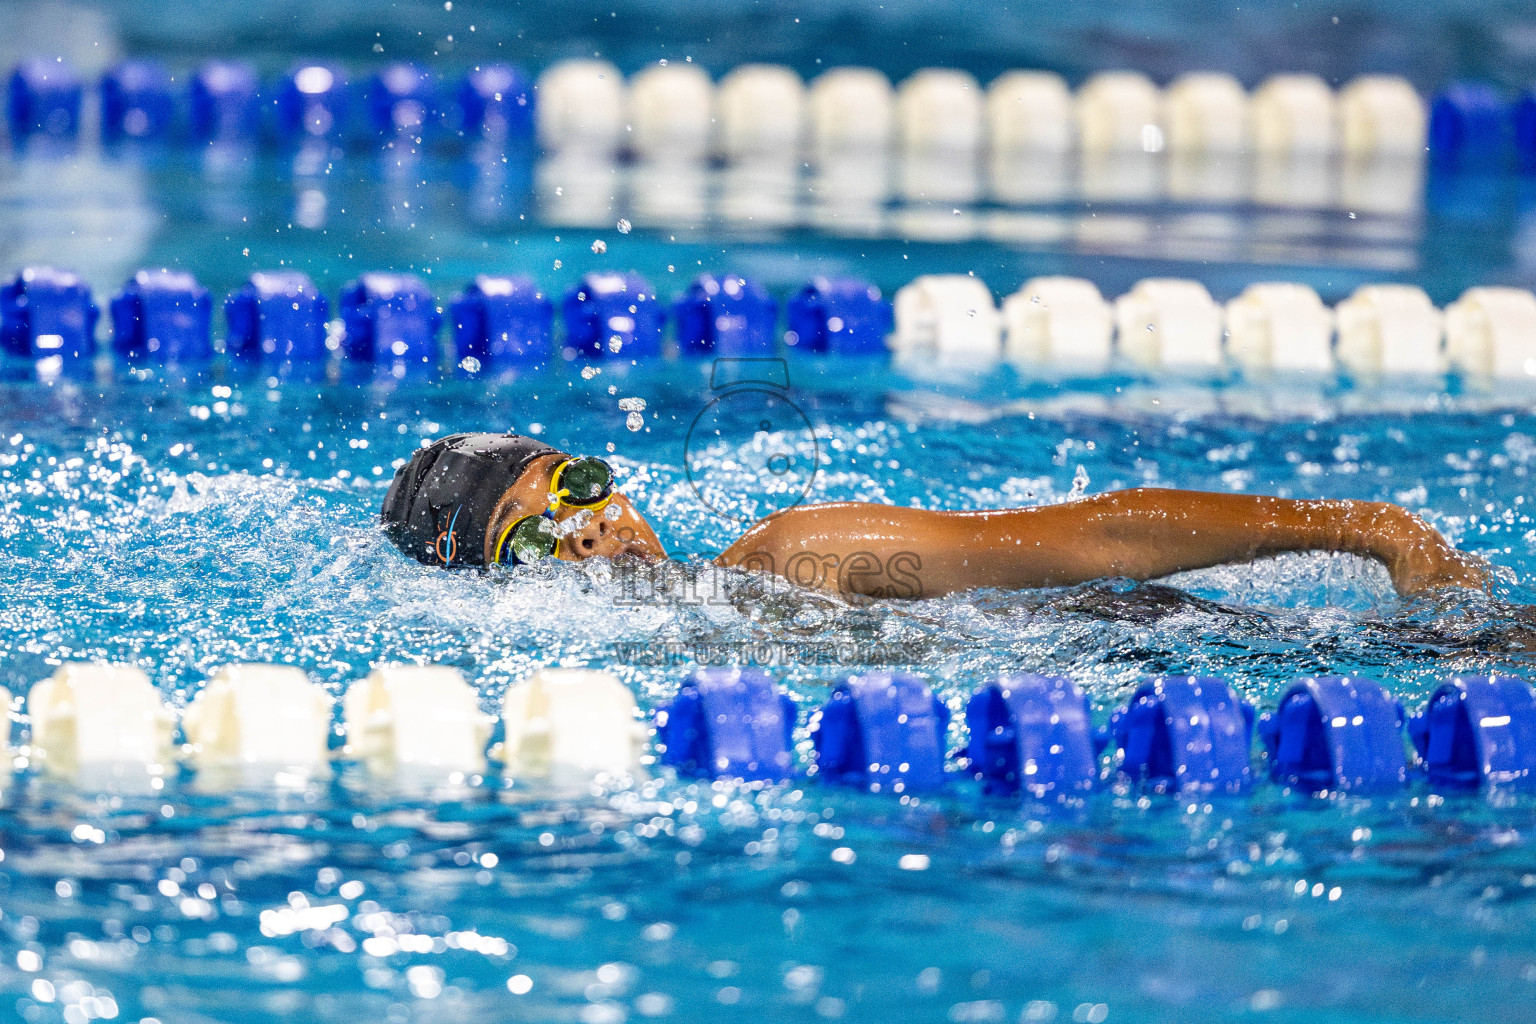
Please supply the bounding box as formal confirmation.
[621,541,665,562]
[610,533,666,562]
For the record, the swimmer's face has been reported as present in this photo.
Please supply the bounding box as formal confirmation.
[482,453,666,565]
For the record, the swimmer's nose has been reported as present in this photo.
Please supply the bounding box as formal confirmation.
[570,514,615,558]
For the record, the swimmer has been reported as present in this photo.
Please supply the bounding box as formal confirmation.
[382,432,1488,601]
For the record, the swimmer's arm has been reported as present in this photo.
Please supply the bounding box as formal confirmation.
[714,489,1486,599]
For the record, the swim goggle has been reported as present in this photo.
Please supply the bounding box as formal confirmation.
[491,456,615,566]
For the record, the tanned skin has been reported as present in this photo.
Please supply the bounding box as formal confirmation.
[483,456,1486,601]
[715,490,1488,600]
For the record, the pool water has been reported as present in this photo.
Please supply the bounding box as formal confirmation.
[6,1,1536,1017]
[5,361,1536,1024]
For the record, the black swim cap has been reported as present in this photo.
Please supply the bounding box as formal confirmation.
[381,432,566,567]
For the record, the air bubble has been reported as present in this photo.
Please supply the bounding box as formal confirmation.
[625,411,644,432]
[1067,465,1091,500]
[616,219,632,234]
[591,239,607,254]
[618,397,647,413]
[581,366,602,380]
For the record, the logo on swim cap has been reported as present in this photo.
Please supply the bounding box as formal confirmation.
[434,507,461,565]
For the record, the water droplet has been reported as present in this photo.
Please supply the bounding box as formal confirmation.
[458,356,481,373]
[591,239,607,254]
[1067,465,1091,500]
[618,397,647,413]
[605,502,622,520]
[581,366,602,379]
[625,411,644,432]
[553,259,562,269]
[616,218,632,234]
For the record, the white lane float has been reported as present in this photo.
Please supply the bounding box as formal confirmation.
[716,64,805,160]
[1337,75,1427,156]
[342,665,492,778]
[1076,71,1162,154]
[1251,74,1337,154]
[891,274,1003,359]
[1224,283,1335,374]
[183,663,332,783]
[627,61,715,161]
[986,70,1073,153]
[1114,278,1225,369]
[1445,286,1536,380]
[1003,276,1114,371]
[534,59,626,155]
[809,67,895,158]
[1162,72,1249,153]
[897,68,985,155]
[499,668,646,779]
[1335,284,1446,376]
[28,663,174,785]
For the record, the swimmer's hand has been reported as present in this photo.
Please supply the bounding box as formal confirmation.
[1368,505,1490,597]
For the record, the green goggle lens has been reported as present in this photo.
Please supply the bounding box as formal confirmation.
[503,514,560,565]
[557,457,614,506]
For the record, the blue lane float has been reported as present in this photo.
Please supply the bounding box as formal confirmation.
[450,275,552,367]
[1257,676,1406,794]
[1409,676,1536,790]
[965,674,1098,801]
[110,269,212,362]
[1428,81,1508,166]
[656,667,798,782]
[1,267,98,361]
[277,64,350,143]
[458,64,534,140]
[562,272,665,360]
[1515,90,1536,172]
[810,672,949,794]
[673,274,778,357]
[1112,676,1254,794]
[8,58,83,141]
[225,271,330,361]
[339,273,441,368]
[784,277,893,355]
[101,60,174,144]
[190,61,261,144]
[368,63,435,139]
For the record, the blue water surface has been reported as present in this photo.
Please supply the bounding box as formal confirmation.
[3,0,1536,1015]
[4,359,1536,1024]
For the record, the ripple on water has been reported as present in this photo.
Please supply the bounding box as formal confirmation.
[5,376,1536,1022]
